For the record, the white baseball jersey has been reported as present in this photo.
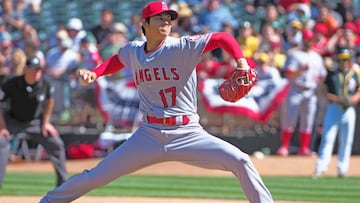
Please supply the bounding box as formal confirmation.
[284,49,327,90]
[119,35,211,118]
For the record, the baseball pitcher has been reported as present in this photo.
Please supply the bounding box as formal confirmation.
[40,2,273,203]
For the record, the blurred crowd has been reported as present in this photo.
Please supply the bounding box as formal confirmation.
[0,0,359,134]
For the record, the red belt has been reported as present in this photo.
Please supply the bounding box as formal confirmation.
[146,116,190,126]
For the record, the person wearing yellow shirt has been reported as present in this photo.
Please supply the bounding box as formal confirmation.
[237,21,260,58]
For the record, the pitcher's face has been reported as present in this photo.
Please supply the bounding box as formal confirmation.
[144,13,172,38]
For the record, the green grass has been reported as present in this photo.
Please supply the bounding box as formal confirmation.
[1,172,360,202]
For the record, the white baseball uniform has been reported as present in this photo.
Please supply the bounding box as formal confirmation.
[281,49,327,133]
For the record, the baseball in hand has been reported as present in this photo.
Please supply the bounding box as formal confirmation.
[77,69,93,86]
[78,77,89,86]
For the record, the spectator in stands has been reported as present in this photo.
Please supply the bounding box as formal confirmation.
[256,23,282,56]
[282,19,303,53]
[0,18,8,34]
[66,18,87,52]
[236,21,260,59]
[15,0,42,14]
[356,48,360,69]
[313,48,360,178]
[45,37,80,123]
[0,56,67,188]
[176,2,199,35]
[45,26,68,51]
[45,37,79,81]
[257,5,287,69]
[169,17,185,38]
[315,4,340,36]
[13,23,41,50]
[198,0,237,32]
[269,41,287,71]
[127,14,145,41]
[90,8,115,49]
[253,0,277,9]
[79,34,102,70]
[309,0,324,20]
[23,39,45,68]
[356,18,360,34]
[334,0,358,23]
[73,34,102,129]
[1,0,25,33]
[277,29,327,156]
[278,0,309,13]
[255,52,281,81]
[259,3,286,35]
[100,22,128,60]
[326,22,360,55]
[312,22,330,56]
[287,2,315,30]
[0,32,26,83]
[100,22,130,82]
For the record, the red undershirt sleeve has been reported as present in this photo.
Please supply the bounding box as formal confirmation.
[92,54,125,77]
[204,32,244,60]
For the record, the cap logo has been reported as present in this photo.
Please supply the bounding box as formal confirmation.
[142,1,178,20]
[162,2,168,10]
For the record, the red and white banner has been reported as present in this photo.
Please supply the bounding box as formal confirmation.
[198,78,290,122]
[94,75,290,125]
[95,77,140,128]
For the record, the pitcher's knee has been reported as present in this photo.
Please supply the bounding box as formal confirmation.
[233,152,251,164]
[223,152,252,171]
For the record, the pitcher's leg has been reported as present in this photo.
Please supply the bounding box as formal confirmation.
[40,130,163,203]
[167,129,273,203]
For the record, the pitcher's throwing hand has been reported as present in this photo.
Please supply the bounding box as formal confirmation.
[77,69,97,86]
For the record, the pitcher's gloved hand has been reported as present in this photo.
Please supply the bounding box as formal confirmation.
[218,68,258,103]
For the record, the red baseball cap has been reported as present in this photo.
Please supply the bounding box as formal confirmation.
[302,29,314,40]
[343,22,357,33]
[142,1,178,20]
[314,23,328,37]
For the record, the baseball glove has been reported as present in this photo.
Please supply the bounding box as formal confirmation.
[218,68,258,102]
